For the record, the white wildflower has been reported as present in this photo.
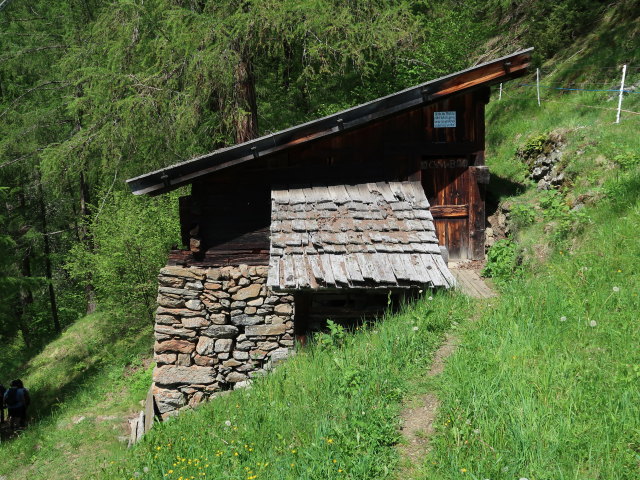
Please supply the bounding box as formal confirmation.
[224,420,232,427]
[613,286,620,292]
[143,467,149,473]
[412,326,419,331]
[560,316,567,322]
[428,296,433,301]
[589,320,597,327]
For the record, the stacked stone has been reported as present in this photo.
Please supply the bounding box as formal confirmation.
[152,264,294,418]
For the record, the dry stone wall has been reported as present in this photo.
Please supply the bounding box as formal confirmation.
[152,264,295,418]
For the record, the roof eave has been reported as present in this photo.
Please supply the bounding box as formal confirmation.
[127,47,533,196]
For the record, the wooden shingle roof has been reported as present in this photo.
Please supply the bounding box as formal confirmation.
[267,182,456,290]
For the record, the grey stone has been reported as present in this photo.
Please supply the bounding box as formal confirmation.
[230,314,263,326]
[158,276,185,288]
[222,358,242,368]
[182,317,208,329]
[231,300,246,308]
[217,352,230,360]
[210,314,227,325]
[157,295,185,309]
[235,341,255,351]
[160,266,205,280]
[196,337,215,356]
[155,325,196,338]
[234,380,252,389]
[245,306,257,315]
[154,353,177,365]
[233,350,249,360]
[214,338,234,353]
[275,303,293,315]
[247,297,264,307]
[245,324,287,336]
[232,284,262,301]
[206,268,221,280]
[226,372,248,383]
[176,353,191,366]
[238,277,250,286]
[158,286,199,298]
[154,365,216,386]
[269,347,290,365]
[154,332,171,342]
[255,266,269,277]
[157,307,203,318]
[153,387,185,414]
[193,354,217,367]
[156,314,178,326]
[155,339,195,354]
[185,281,204,291]
[257,341,279,351]
[185,299,203,311]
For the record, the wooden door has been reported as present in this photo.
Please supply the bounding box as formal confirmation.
[421,158,472,260]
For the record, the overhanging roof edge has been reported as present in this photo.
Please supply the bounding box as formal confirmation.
[127,47,533,196]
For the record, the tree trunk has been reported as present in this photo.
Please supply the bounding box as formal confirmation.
[79,170,97,314]
[38,180,61,333]
[19,254,34,348]
[232,48,258,143]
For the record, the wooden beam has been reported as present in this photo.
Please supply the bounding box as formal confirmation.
[430,205,469,218]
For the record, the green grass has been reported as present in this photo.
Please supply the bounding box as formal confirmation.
[421,172,640,479]
[0,313,154,479]
[99,294,471,480]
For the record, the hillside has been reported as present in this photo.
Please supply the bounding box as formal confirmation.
[1,1,639,479]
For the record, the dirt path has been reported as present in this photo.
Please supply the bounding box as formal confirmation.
[396,333,459,477]
[397,263,495,478]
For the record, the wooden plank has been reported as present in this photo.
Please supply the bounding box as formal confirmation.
[267,256,280,288]
[308,255,325,287]
[271,189,290,204]
[418,254,445,287]
[319,254,336,287]
[355,253,376,281]
[388,182,405,201]
[399,254,423,283]
[430,204,469,218]
[327,184,350,204]
[375,182,397,203]
[388,253,411,282]
[293,255,310,288]
[344,254,365,283]
[310,185,330,203]
[282,256,297,289]
[433,255,456,288]
[288,187,306,204]
[329,254,350,286]
[371,254,397,284]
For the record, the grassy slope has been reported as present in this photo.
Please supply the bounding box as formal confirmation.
[420,5,640,479]
[0,314,154,479]
[3,5,639,480]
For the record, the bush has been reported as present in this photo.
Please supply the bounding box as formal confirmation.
[482,238,523,284]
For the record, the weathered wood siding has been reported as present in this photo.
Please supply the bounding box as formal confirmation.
[175,88,489,266]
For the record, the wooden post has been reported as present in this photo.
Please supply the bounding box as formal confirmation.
[536,68,541,107]
[616,64,627,124]
[468,166,489,260]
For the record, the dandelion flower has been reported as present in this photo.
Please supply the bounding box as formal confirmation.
[460,468,468,473]
[560,316,567,321]
[613,286,620,292]
[143,467,149,473]
[412,326,419,331]
[589,320,597,327]
[428,296,433,301]
[224,420,232,427]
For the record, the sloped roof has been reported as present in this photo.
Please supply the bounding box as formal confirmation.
[266,182,456,290]
[127,48,532,196]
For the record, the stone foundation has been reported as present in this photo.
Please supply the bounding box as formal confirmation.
[152,264,294,418]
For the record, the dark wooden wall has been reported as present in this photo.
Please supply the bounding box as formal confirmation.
[169,87,490,267]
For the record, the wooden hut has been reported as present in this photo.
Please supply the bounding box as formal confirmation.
[127,49,532,414]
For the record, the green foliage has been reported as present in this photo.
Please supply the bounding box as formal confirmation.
[518,133,549,159]
[509,203,536,230]
[613,151,640,170]
[482,238,523,283]
[66,190,181,321]
[314,319,347,350]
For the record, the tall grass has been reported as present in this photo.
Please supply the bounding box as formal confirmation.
[100,293,472,480]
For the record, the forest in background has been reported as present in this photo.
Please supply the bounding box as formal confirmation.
[0,0,608,372]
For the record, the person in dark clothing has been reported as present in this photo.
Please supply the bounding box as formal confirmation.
[4,379,30,428]
[0,383,5,423]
